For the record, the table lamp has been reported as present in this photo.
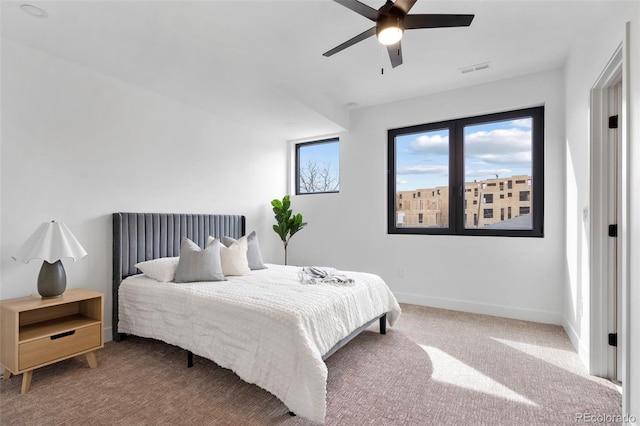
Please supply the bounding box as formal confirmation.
[12,221,88,298]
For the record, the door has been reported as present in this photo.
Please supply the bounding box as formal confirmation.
[607,80,623,383]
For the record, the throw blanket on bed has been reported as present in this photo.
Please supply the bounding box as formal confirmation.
[118,264,401,423]
[299,266,355,285]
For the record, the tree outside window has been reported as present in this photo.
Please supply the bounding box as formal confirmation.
[295,138,339,194]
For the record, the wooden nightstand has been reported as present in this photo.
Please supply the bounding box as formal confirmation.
[0,288,104,393]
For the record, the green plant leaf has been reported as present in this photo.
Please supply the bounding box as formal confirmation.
[271,195,306,250]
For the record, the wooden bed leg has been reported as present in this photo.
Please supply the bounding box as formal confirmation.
[187,351,194,368]
[380,314,387,335]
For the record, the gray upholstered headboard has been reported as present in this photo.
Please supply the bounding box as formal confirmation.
[112,212,245,341]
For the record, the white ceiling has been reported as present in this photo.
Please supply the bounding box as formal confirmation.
[0,0,627,140]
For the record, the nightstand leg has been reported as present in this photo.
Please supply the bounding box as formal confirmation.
[85,351,98,369]
[3,369,12,380]
[21,371,32,394]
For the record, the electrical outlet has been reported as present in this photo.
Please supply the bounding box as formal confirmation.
[578,298,583,318]
[583,207,589,222]
[398,268,406,278]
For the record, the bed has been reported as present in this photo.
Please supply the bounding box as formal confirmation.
[112,212,401,423]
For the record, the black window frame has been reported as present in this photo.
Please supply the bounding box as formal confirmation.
[295,137,340,195]
[387,106,544,237]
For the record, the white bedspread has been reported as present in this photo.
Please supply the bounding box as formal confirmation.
[118,264,401,423]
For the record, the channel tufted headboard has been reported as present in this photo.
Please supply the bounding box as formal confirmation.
[112,212,245,341]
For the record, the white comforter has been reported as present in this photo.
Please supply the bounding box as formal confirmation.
[118,264,401,423]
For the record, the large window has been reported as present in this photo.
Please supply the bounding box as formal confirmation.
[295,138,340,195]
[388,106,544,237]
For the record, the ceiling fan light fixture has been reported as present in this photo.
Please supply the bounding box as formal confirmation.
[378,26,403,45]
[376,16,403,45]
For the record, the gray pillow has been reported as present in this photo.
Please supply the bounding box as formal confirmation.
[174,237,226,283]
[222,231,267,270]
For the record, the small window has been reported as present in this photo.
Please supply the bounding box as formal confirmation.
[484,194,494,204]
[519,191,530,202]
[483,208,493,219]
[520,206,531,215]
[296,138,339,194]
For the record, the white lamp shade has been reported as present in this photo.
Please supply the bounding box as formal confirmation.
[12,221,88,264]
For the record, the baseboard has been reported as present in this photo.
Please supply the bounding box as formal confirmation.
[562,315,590,371]
[394,291,563,325]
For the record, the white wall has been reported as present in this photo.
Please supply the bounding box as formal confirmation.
[2,9,638,419]
[563,3,639,421]
[0,39,288,335]
[289,68,566,325]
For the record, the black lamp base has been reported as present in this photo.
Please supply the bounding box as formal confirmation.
[38,260,66,298]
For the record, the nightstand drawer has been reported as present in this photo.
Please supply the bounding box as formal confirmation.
[19,324,101,370]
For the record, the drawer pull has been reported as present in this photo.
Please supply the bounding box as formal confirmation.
[51,330,76,340]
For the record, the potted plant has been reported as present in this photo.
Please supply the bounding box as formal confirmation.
[271,195,307,265]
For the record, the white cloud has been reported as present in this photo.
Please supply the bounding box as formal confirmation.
[510,118,532,128]
[465,128,532,166]
[397,179,409,185]
[409,134,449,155]
[397,165,449,175]
[465,168,513,179]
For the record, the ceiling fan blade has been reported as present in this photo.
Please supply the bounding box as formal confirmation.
[387,41,403,68]
[394,0,417,15]
[323,27,377,57]
[333,0,379,21]
[404,14,475,29]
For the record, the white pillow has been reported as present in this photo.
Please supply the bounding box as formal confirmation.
[135,257,179,282]
[222,231,267,270]
[208,235,250,276]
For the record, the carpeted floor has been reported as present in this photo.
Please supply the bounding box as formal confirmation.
[0,304,621,425]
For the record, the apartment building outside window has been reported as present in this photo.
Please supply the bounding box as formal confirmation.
[387,106,544,236]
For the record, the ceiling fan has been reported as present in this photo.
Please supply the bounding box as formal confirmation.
[323,0,475,68]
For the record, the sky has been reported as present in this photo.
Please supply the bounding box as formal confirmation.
[395,117,533,190]
[297,139,340,189]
